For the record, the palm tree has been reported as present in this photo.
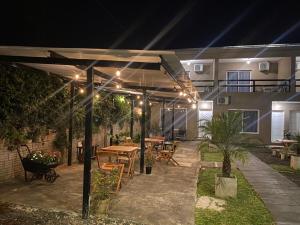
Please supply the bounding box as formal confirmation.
[200,111,249,177]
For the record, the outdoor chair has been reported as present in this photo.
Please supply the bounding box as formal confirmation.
[116,145,139,178]
[156,142,180,166]
[96,150,124,191]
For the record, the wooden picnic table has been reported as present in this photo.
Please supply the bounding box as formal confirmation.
[100,145,138,177]
[273,139,297,159]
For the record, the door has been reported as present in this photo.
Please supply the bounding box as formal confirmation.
[198,110,213,138]
[271,111,284,141]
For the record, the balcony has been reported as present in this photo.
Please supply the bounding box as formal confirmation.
[192,78,293,93]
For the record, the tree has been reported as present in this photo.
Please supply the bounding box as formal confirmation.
[200,112,249,177]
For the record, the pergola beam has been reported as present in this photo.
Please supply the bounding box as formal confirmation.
[0,55,161,70]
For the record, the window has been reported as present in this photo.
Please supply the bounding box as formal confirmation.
[160,108,187,131]
[230,110,259,133]
[227,71,251,92]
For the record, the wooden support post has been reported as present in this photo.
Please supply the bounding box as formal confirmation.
[82,67,94,219]
[68,81,75,166]
[162,99,165,137]
[172,103,175,141]
[140,90,146,173]
[130,97,134,139]
[291,55,296,93]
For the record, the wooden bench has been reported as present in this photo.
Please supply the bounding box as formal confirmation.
[266,145,284,156]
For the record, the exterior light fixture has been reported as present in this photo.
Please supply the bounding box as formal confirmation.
[187,62,191,66]
[75,74,79,80]
[246,60,251,64]
[139,101,143,105]
[192,103,197,109]
[136,95,140,99]
[116,84,121,89]
[149,102,152,106]
[95,94,100,99]
[116,70,121,76]
[79,88,84,94]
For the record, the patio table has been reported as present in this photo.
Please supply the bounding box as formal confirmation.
[100,145,138,177]
[274,139,297,159]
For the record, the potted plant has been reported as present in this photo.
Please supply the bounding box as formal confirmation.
[200,112,250,198]
[290,134,300,169]
[91,169,118,215]
[145,150,154,174]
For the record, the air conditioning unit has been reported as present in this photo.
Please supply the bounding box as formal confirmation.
[217,96,230,105]
[259,62,270,71]
[194,64,204,72]
[296,62,300,71]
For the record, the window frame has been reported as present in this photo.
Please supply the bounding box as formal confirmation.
[159,108,188,130]
[228,109,260,134]
[226,70,252,93]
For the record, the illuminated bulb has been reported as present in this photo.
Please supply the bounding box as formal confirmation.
[116,70,121,76]
[75,74,79,80]
[183,92,187,97]
[177,105,180,108]
[136,95,140,99]
[79,88,84,94]
[95,94,100,99]
[179,91,183,96]
[149,102,152,106]
[187,62,191,66]
[116,84,121,89]
[187,98,192,103]
[139,101,143,105]
[246,60,251,64]
[192,103,197,109]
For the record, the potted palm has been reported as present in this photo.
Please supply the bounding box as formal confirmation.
[145,150,154,174]
[200,112,249,198]
[91,169,118,215]
[290,134,300,169]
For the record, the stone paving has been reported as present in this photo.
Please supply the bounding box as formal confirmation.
[239,153,300,225]
[0,141,200,225]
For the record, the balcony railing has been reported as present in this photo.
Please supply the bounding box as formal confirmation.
[192,79,292,93]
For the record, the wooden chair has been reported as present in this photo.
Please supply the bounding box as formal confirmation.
[96,150,124,192]
[156,142,180,166]
[117,143,139,178]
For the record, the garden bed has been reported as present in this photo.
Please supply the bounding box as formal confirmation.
[0,202,143,225]
[250,148,300,186]
[196,168,275,225]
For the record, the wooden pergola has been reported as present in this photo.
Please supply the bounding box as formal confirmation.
[0,46,197,218]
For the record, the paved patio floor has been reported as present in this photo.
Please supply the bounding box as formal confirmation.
[0,141,200,225]
[239,153,300,225]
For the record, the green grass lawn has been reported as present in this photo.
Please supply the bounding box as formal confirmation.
[196,168,275,225]
[202,151,223,162]
[270,164,300,174]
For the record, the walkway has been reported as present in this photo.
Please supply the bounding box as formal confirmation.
[239,153,300,225]
[110,141,200,225]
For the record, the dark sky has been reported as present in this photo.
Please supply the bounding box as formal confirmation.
[0,0,300,49]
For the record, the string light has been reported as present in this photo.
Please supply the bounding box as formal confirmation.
[149,102,152,106]
[192,103,197,109]
[183,92,187,97]
[187,98,192,103]
[177,105,180,108]
[116,84,121,89]
[139,101,143,105]
[116,70,121,76]
[136,95,140,99]
[95,94,100,99]
[179,91,183,96]
[79,88,84,94]
[75,74,79,80]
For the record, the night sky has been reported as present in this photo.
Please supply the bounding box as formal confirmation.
[0,0,300,49]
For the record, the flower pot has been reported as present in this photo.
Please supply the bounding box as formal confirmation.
[290,155,300,170]
[92,198,110,215]
[215,174,237,198]
[146,166,152,174]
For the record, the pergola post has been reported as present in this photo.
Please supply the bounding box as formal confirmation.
[67,81,75,166]
[162,98,165,137]
[171,103,175,141]
[140,89,147,173]
[82,67,94,219]
[130,97,134,139]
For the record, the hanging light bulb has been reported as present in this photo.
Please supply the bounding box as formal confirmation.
[149,102,152,106]
[183,92,187,97]
[116,70,121,76]
[136,95,140,99]
[139,101,143,105]
[187,98,192,103]
[79,88,84,94]
[95,94,100,99]
[179,91,183,96]
[75,74,79,80]
[177,105,180,108]
[192,103,197,109]
[116,84,121,89]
